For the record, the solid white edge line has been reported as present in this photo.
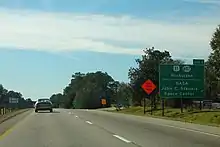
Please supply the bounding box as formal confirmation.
[113,135,131,143]
[86,121,93,125]
[158,124,220,138]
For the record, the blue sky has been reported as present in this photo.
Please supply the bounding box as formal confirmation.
[0,0,219,99]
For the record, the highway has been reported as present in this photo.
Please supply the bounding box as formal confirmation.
[0,109,220,147]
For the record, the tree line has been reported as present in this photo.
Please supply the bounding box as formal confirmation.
[50,25,220,109]
[50,72,133,109]
[0,84,34,109]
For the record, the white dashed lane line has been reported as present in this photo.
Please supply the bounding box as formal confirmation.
[86,121,93,125]
[113,135,131,143]
[83,118,132,144]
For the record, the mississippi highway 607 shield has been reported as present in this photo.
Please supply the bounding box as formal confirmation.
[159,64,204,99]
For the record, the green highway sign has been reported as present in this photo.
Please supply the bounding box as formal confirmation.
[159,64,204,99]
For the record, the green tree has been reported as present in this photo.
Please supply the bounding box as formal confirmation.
[116,82,133,107]
[107,81,120,104]
[206,25,220,98]
[61,72,85,108]
[60,71,115,109]
[25,98,34,108]
[128,47,181,105]
[50,93,63,108]
[0,84,8,106]
[6,90,22,99]
[0,84,28,108]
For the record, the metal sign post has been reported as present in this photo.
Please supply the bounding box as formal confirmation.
[141,79,156,115]
[181,97,183,113]
[161,99,165,116]
[150,96,153,115]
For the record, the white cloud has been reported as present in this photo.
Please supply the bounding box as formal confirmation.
[0,8,218,59]
[183,0,220,5]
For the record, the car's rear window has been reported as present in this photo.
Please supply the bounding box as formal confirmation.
[38,99,50,102]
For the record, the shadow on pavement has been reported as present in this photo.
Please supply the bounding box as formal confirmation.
[36,111,60,113]
[189,110,220,114]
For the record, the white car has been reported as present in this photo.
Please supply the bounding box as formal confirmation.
[35,99,53,113]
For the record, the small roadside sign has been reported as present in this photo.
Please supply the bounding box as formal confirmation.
[9,97,19,104]
[141,79,156,115]
[141,79,156,95]
[101,99,107,105]
[193,59,204,65]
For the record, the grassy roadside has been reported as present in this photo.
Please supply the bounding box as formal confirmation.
[0,109,31,124]
[108,107,220,127]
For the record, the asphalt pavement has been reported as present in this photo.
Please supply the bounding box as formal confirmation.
[0,109,220,147]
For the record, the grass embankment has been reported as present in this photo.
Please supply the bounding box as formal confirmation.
[0,109,30,123]
[110,106,220,127]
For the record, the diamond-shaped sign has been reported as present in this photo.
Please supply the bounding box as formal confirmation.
[141,79,156,95]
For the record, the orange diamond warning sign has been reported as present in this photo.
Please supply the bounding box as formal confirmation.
[141,79,156,95]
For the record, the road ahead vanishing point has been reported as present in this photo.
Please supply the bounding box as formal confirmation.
[0,109,220,147]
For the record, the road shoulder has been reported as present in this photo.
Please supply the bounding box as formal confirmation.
[0,109,32,136]
[97,109,220,137]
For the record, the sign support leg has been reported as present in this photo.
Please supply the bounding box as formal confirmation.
[162,99,164,116]
[144,98,146,114]
[181,97,183,113]
[150,96,153,115]
[199,100,202,110]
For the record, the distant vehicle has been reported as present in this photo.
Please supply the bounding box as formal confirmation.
[34,98,53,113]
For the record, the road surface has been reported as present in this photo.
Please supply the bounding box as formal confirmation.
[0,109,220,147]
